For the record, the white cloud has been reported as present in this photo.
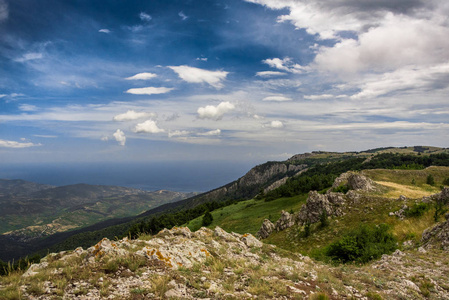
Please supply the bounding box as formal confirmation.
[125,72,157,80]
[199,129,221,136]
[178,11,188,20]
[113,129,126,146]
[169,65,228,89]
[134,120,165,134]
[168,130,190,138]
[262,95,292,102]
[0,0,8,22]
[15,52,43,63]
[139,12,152,22]
[304,94,334,100]
[101,136,109,141]
[0,139,40,148]
[196,57,208,62]
[125,87,174,95]
[262,57,306,74]
[197,101,235,120]
[19,104,37,111]
[0,94,6,98]
[255,71,287,77]
[265,120,285,129]
[34,135,57,138]
[113,110,156,121]
[99,29,111,34]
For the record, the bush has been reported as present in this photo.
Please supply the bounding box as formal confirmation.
[202,211,213,227]
[333,184,349,194]
[405,203,429,217]
[427,174,435,185]
[443,177,449,186]
[325,224,397,264]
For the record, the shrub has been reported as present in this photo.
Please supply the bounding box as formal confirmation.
[405,203,429,217]
[325,224,397,264]
[427,174,435,186]
[333,184,349,194]
[319,210,329,228]
[443,177,449,186]
[202,211,213,227]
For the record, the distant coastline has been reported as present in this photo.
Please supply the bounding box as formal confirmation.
[0,161,255,193]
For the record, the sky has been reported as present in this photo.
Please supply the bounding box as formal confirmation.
[1,0,449,167]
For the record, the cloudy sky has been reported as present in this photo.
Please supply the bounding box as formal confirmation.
[1,0,448,165]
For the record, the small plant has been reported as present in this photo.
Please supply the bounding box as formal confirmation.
[334,184,349,194]
[319,210,330,228]
[411,178,416,185]
[405,203,429,217]
[310,293,330,300]
[426,174,435,186]
[303,221,311,238]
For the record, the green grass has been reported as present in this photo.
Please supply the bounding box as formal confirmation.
[186,194,308,234]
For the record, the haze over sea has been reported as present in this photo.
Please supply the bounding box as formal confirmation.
[0,161,256,193]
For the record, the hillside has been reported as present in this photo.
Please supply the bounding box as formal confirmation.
[0,181,196,261]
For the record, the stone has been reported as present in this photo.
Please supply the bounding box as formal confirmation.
[295,191,345,225]
[256,219,275,239]
[214,226,238,242]
[22,262,49,277]
[241,233,263,248]
[274,210,295,232]
[347,174,376,191]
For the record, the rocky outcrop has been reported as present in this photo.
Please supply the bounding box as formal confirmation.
[421,213,449,250]
[239,163,306,187]
[275,211,295,232]
[256,219,275,239]
[296,191,346,225]
[347,174,376,191]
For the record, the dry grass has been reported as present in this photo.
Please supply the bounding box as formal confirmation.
[375,181,438,199]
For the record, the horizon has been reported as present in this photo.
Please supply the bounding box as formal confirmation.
[1,0,448,166]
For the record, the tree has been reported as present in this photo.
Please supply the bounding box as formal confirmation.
[202,211,213,227]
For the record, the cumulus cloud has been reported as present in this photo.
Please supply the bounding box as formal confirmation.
[0,139,40,148]
[139,12,152,22]
[125,87,173,95]
[197,101,235,120]
[133,120,165,134]
[198,129,221,136]
[262,95,292,101]
[265,120,285,129]
[125,72,157,80]
[99,29,111,34]
[303,94,335,100]
[169,65,228,89]
[255,71,287,77]
[168,130,190,138]
[113,129,126,146]
[113,110,156,122]
[262,57,306,74]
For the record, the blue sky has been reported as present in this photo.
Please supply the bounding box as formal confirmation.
[1,0,449,165]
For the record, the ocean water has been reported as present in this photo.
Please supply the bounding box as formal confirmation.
[0,161,257,193]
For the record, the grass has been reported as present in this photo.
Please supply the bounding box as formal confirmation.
[186,194,307,234]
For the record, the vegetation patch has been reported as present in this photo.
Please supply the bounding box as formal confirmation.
[325,224,397,264]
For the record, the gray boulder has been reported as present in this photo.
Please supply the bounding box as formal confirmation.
[296,191,345,225]
[256,219,275,239]
[275,210,295,232]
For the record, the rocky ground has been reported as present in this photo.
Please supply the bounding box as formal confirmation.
[1,224,449,299]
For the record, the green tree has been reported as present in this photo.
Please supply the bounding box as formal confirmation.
[202,211,213,227]
[319,210,330,228]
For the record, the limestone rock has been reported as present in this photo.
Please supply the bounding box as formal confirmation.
[296,191,345,225]
[347,174,376,191]
[241,233,263,248]
[275,210,295,231]
[256,219,275,239]
[87,237,127,259]
[22,262,49,277]
[421,214,449,250]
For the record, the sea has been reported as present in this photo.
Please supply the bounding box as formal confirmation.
[0,161,257,193]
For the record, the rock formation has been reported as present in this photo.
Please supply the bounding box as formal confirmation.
[256,219,275,239]
[421,212,449,250]
[274,211,295,232]
[296,191,345,225]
